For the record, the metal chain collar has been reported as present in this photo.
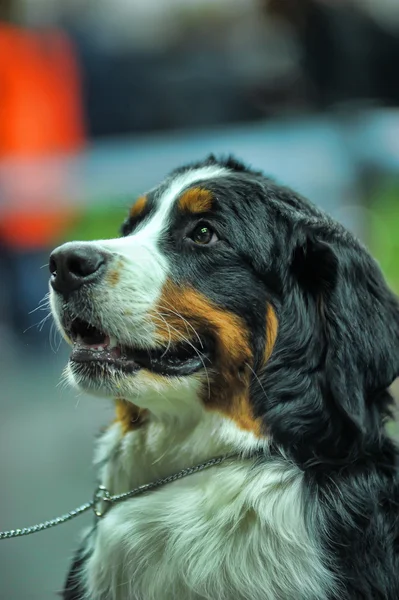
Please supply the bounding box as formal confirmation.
[0,454,237,540]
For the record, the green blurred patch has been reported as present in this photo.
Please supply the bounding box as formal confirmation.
[368,178,399,295]
[59,197,133,243]
[387,420,399,438]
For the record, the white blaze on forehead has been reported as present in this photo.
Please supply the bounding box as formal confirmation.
[83,165,229,254]
[134,165,229,242]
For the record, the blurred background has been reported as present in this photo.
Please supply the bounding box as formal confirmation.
[1,0,399,597]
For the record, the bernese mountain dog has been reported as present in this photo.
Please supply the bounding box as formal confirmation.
[49,156,399,600]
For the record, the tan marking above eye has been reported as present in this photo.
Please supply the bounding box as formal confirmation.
[178,188,213,214]
[129,196,147,220]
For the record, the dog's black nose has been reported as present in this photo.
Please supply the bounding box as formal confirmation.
[49,244,107,296]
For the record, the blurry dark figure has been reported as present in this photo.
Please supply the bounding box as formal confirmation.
[63,3,300,137]
[265,0,399,109]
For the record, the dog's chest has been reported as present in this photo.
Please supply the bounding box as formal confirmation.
[81,422,333,600]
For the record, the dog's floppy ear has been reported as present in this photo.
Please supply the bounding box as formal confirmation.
[294,227,399,433]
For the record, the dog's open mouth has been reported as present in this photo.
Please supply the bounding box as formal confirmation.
[67,318,210,377]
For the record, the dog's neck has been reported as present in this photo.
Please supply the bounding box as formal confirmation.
[95,380,270,496]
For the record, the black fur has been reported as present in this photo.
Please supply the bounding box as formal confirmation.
[167,156,399,598]
[61,541,88,600]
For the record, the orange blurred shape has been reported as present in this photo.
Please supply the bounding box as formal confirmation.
[0,209,79,249]
[0,23,85,157]
[0,23,86,248]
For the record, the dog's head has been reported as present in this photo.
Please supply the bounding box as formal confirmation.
[49,156,399,462]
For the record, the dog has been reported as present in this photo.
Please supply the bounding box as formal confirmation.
[50,155,399,600]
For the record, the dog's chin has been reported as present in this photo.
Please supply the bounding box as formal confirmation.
[65,359,136,398]
[61,316,212,397]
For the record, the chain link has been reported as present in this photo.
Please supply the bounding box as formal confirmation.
[0,454,237,540]
[0,502,93,539]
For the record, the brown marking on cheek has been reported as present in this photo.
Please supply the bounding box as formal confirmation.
[130,195,147,219]
[209,362,264,437]
[105,259,124,287]
[153,281,265,436]
[114,398,147,434]
[265,304,278,362]
[154,282,249,361]
[178,188,213,214]
[106,269,120,286]
[227,389,264,437]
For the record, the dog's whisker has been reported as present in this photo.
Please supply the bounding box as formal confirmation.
[245,362,270,403]
[152,317,211,400]
[38,312,52,331]
[158,303,204,348]
[155,308,211,396]
[23,311,52,334]
[153,317,208,362]
[29,292,50,315]
[49,321,62,353]
[153,312,173,358]
[56,366,71,391]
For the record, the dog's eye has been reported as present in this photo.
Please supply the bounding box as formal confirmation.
[187,224,218,245]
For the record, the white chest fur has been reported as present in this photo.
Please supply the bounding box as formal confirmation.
[81,416,333,600]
